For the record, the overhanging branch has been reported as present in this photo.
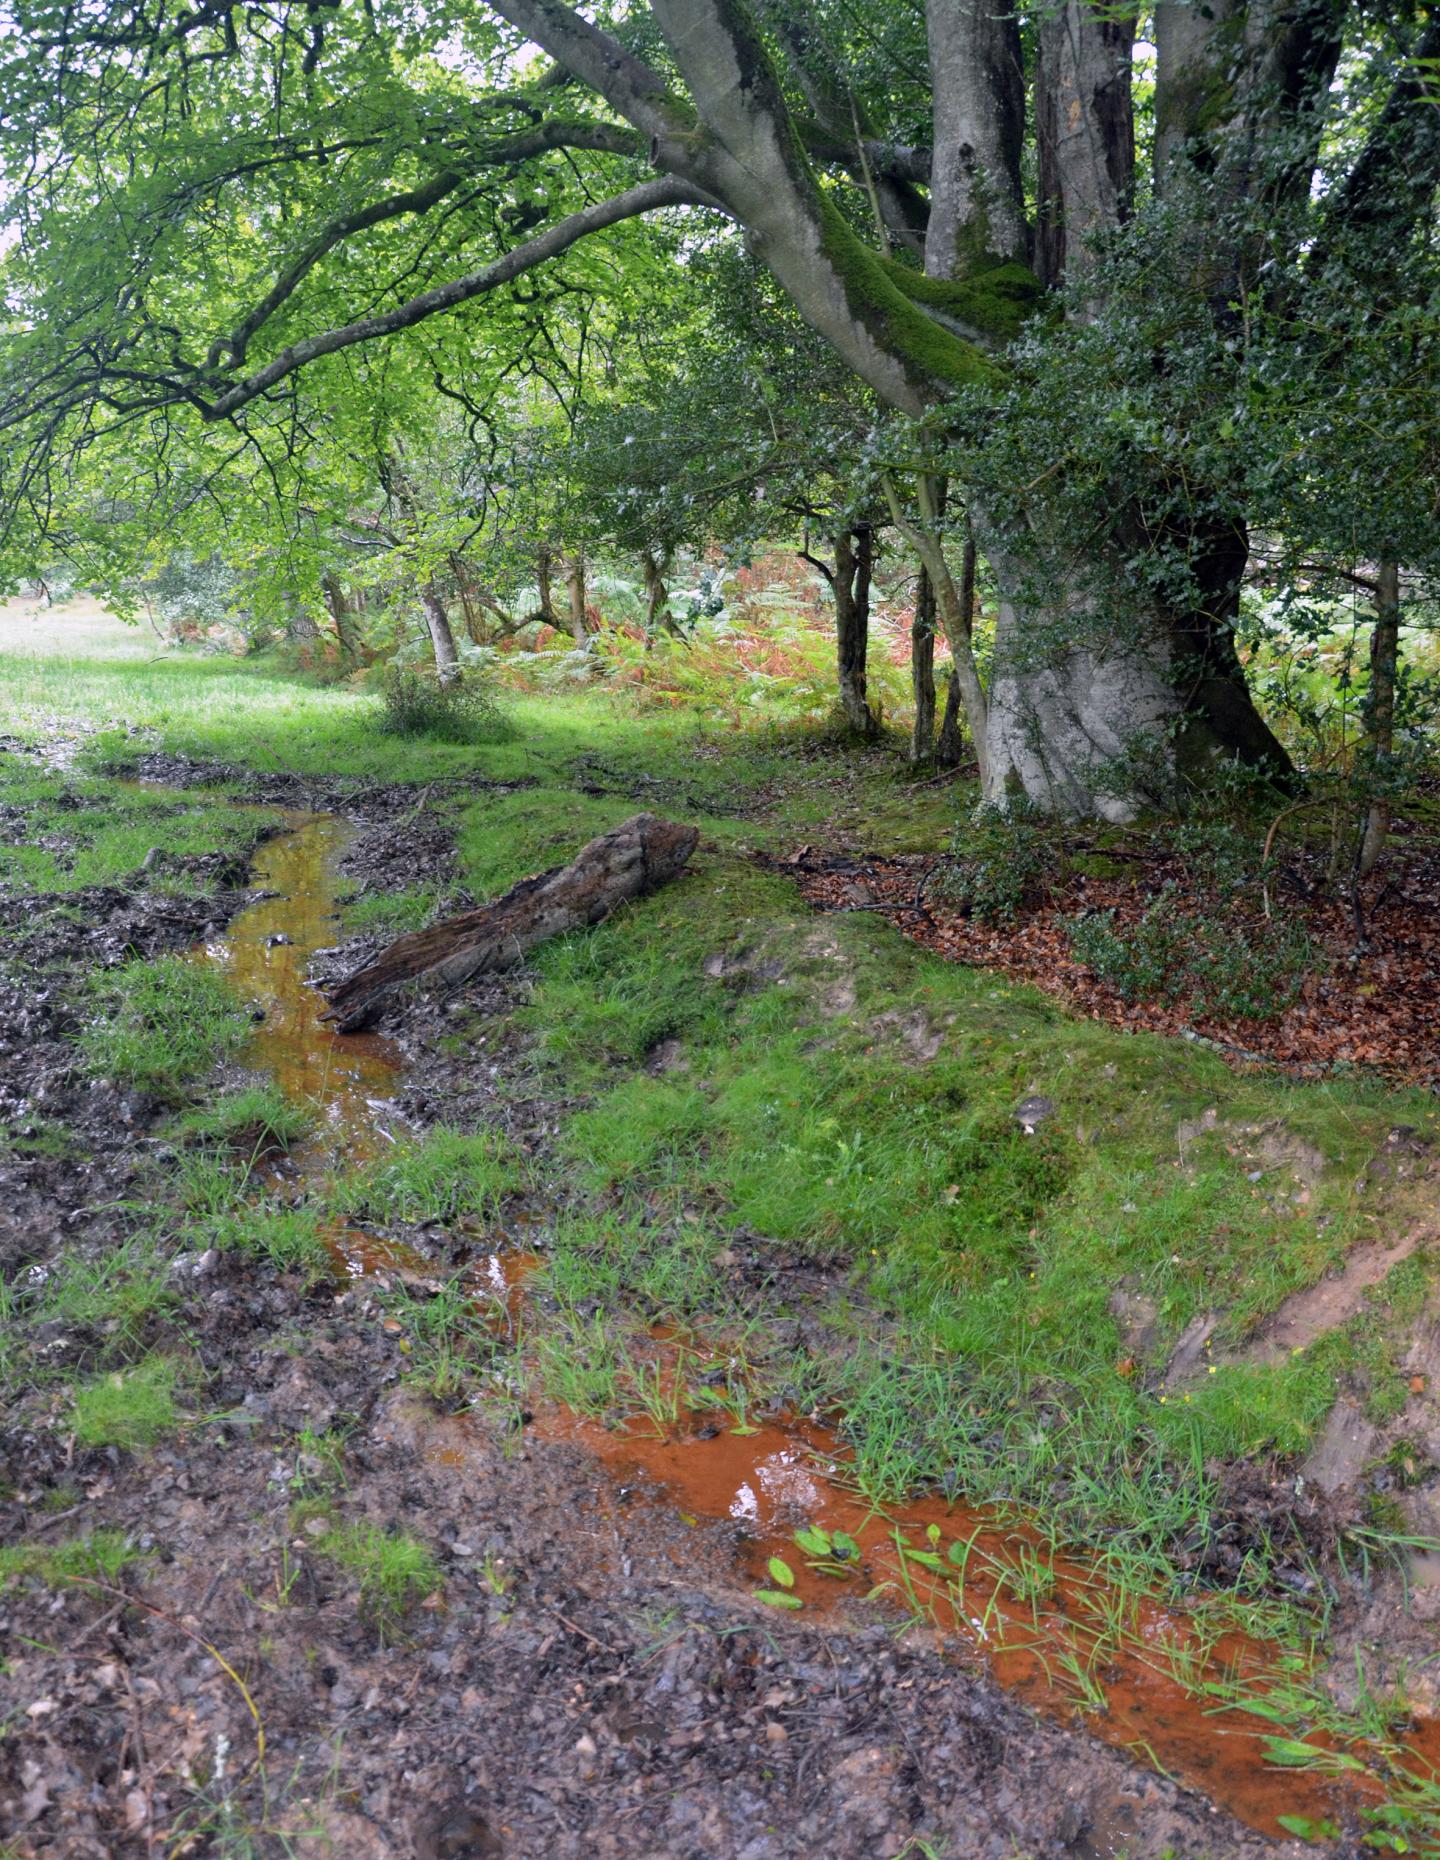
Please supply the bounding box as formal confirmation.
[198,176,722,419]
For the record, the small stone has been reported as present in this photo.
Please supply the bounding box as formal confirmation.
[1014,1094,1055,1133]
[574,1733,597,1758]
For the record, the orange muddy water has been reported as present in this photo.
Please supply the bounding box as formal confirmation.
[205,803,1435,1847]
[204,811,404,1156]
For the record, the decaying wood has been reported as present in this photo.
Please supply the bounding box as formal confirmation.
[324,812,699,1031]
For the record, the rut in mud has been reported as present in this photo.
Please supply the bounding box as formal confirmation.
[201,809,1395,1848]
[1,782,1431,1859]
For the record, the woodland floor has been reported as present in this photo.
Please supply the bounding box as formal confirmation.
[1,605,1440,1860]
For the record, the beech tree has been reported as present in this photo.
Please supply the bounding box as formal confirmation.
[0,0,1436,814]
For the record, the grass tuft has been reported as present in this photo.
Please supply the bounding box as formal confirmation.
[79,956,247,1101]
[70,1355,181,1448]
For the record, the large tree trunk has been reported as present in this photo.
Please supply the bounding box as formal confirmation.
[978,519,1290,818]
[910,563,936,762]
[1035,1,1135,288]
[1359,560,1400,876]
[419,580,461,685]
[326,813,699,1031]
[490,0,1356,818]
[832,526,878,738]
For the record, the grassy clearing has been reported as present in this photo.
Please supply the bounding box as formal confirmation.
[78,955,249,1100]
[9,605,1440,1839]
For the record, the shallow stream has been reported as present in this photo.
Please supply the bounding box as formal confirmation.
[206,805,1435,1846]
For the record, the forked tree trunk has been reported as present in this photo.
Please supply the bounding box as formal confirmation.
[883,477,988,782]
[419,581,461,685]
[910,563,936,762]
[1359,560,1401,876]
[326,813,699,1031]
[936,667,964,769]
[450,553,487,646]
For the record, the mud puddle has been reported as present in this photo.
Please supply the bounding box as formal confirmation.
[200,797,1431,1849]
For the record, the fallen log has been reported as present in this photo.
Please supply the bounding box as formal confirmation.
[324,811,699,1031]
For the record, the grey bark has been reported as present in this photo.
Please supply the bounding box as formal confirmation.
[910,564,937,762]
[924,0,1028,274]
[326,812,700,1031]
[564,552,589,644]
[420,581,461,685]
[1035,1,1135,289]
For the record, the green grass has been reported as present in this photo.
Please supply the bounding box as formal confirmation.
[0,748,271,895]
[10,604,1440,1776]
[176,1084,313,1152]
[342,886,442,934]
[313,1520,440,1627]
[0,1529,141,1589]
[78,955,248,1100]
[70,1355,182,1448]
[330,1127,527,1226]
[21,1236,176,1366]
[204,1203,333,1278]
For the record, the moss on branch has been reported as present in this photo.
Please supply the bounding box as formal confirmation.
[816,198,1005,393]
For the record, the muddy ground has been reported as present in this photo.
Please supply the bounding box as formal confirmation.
[0,761,1402,1859]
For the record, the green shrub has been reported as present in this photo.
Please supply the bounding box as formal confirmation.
[1069,886,1315,1020]
[934,799,1060,924]
[377,665,514,743]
